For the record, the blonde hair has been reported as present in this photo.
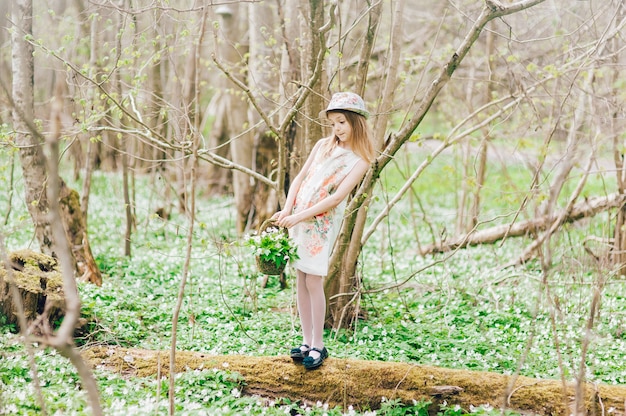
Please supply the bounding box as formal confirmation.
[320,110,375,163]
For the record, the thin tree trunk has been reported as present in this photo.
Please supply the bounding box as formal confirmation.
[0,1,11,119]
[3,153,15,226]
[12,0,53,257]
[277,0,302,198]
[168,5,207,413]
[354,1,383,97]
[168,151,198,416]
[110,0,133,257]
[46,91,103,415]
[211,4,253,233]
[248,1,280,225]
[456,138,471,233]
[80,139,94,225]
[610,1,626,274]
[122,150,132,256]
[304,0,325,153]
[574,282,603,415]
[469,25,495,229]
[539,30,614,267]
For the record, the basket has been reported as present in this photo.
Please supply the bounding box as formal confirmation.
[256,255,285,276]
[255,218,288,275]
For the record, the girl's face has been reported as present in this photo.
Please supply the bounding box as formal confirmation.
[328,112,353,146]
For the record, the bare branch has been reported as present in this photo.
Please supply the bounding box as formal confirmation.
[362,88,534,244]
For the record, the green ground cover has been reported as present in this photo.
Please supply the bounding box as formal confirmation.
[0,145,624,415]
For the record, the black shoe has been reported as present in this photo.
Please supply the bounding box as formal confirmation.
[290,344,310,362]
[303,347,328,370]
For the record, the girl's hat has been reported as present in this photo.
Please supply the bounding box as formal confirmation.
[324,92,370,119]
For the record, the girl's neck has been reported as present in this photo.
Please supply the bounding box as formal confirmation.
[334,136,351,150]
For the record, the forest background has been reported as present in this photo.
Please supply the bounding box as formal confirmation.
[1,0,626,415]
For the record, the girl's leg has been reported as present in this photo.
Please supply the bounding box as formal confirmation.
[296,270,312,349]
[304,273,326,359]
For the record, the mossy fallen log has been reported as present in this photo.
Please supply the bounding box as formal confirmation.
[83,346,626,415]
[0,249,65,327]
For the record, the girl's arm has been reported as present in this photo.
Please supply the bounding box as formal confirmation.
[276,158,369,229]
[272,139,325,221]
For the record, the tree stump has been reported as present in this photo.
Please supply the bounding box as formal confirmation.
[0,249,65,329]
[59,186,102,286]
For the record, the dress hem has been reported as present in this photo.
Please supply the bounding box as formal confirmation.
[292,263,327,277]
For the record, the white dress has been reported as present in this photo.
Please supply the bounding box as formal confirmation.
[290,144,363,276]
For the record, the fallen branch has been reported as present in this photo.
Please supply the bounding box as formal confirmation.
[421,193,626,255]
[83,346,626,415]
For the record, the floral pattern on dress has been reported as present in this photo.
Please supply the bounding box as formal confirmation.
[290,144,363,276]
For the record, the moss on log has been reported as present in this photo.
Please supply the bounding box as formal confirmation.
[0,249,65,326]
[83,346,626,414]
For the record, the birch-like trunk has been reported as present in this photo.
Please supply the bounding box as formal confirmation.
[0,1,12,124]
[303,0,325,153]
[248,1,280,224]
[277,0,303,196]
[211,5,254,233]
[467,23,495,231]
[609,1,626,274]
[12,0,53,257]
[12,0,101,284]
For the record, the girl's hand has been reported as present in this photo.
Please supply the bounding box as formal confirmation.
[277,213,302,229]
[272,210,289,223]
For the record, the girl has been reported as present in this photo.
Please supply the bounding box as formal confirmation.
[273,92,375,369]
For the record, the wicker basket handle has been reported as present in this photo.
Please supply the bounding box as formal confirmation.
[258,218,288,234]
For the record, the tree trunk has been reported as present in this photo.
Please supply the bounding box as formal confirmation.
[47,88,104,415]
[609,0,626,274]
[113,3,133,257]
[85,346,626,416]
[248,1,280,225]
[58,185,102,285]
[78,0,101,222]
[173,31,197,215]
[90,2,121,173]
[0,249,65,329]
[458,24,495,233]
[11,0,101,286]
[277,0,303,196]
[303,0,325,153]
[12,0,50,253]
[468,23,496,230]
[354,1,383,96]
[167,6,208,412]
[0,1,12,124]
[211,4,254,234]
[204,91,234,195]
